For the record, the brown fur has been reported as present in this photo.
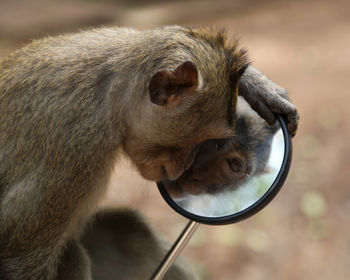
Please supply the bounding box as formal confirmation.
[80,209,197,280]
[0,26,248,279]
[0,25,299,279]
[164,97,279,197]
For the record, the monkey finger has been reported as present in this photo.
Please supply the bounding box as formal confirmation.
[268,96,299,137]
[274,86,290,101]
[287,110,299,137]
[252,101,276,125]
[280,100,299,137]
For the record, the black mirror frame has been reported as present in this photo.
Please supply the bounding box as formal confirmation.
[157,115,292,225]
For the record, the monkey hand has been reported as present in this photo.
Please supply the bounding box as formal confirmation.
[239,65,299,137]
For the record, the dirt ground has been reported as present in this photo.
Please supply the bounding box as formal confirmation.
[1,0,350,279]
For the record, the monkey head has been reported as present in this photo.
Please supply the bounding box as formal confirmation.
[122,28,248,182]
[163,97,279,197]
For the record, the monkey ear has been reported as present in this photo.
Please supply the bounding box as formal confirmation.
[149,61,198,106]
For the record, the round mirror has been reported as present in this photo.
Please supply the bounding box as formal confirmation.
[157,112,292,225]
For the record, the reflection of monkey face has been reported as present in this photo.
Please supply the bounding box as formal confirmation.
[164,101,278,198]
[164,139,252,197]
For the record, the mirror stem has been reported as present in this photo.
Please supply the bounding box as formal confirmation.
[151,220,199,280]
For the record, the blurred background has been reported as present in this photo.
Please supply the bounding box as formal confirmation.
[1,0,349,279]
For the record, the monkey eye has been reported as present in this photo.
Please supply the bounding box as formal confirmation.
[227,157,245,173]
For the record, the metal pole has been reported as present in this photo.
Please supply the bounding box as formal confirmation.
[151,220,199,280]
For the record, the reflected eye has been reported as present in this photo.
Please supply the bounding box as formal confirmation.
[227,157,245,173]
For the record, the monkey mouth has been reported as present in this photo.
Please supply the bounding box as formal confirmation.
[160,145,201,182]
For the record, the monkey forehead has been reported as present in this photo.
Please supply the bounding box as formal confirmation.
[147,27,248,78]
[177,110,236,144]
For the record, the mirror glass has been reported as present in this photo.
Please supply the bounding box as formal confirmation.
[158,99,292,224]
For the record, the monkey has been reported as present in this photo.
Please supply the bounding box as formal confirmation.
[58,66,293,280]
[58,69,292,280]
[0,26,298,279]
[57,67,292,280]
[163,97,282,197]
[239,66,298,137]
[55,239,92,280]
[80,208,198,280]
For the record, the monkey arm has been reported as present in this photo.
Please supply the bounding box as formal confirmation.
[238,65,299,137]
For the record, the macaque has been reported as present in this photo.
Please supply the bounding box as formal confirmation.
[164,98,281,197]
[80,209,197,280]
[0,25,298,279]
